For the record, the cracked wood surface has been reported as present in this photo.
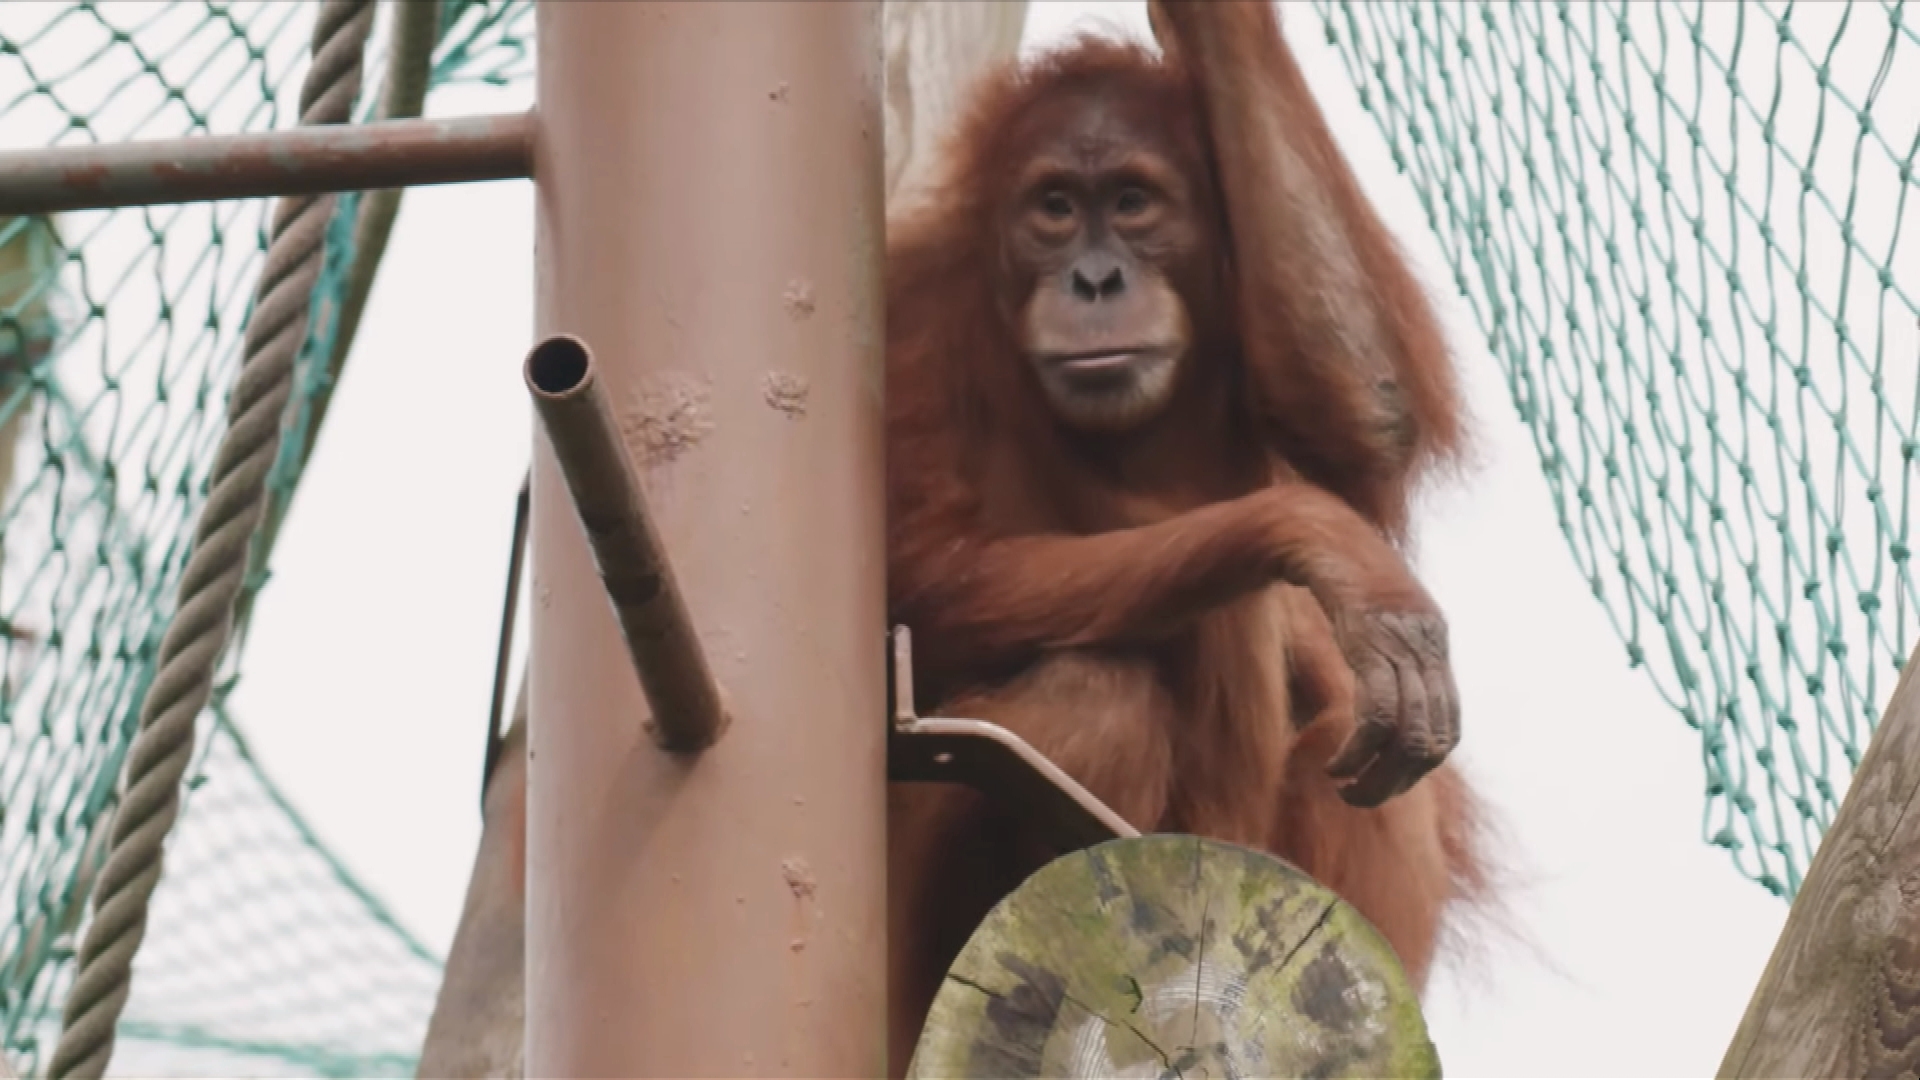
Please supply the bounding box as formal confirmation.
[1719,644,1920,1079]
[908,834,1438,1079]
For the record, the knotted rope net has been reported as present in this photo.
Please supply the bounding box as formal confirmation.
[1314,0,1920,899]
[0,2,531,1075]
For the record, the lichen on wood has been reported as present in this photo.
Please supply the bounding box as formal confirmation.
[909,833,1439,1079]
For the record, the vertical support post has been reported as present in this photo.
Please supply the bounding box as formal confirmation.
[1717,643,1920,1078]
[529,3,887,1076]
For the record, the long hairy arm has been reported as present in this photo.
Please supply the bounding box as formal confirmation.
[890,482,1434,686]
[1151,0,1466,531]
[891,463,1457,807]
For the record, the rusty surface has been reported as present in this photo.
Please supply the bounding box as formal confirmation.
[526,3,887,1076]
[525,334,727,755]
[0,112,532,215]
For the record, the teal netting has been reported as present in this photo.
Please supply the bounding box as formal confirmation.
[5,0,1918,1074]
[0,2,532,1075]
[1314,0,1920,899]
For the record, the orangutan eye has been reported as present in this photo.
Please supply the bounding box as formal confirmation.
[1040,189,1075,219]
[1115,186,1151,217]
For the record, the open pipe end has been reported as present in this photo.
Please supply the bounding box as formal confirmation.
[526,334,593,399]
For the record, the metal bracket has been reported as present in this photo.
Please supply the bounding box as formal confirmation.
[886,626,1138,854]
[481,428,1133,851]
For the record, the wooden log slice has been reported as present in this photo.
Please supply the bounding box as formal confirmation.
[909,834,1439,1079]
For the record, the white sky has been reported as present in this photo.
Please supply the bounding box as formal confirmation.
[212,1,1842,1075]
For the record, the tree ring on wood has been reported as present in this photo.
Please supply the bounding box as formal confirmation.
[908,833,1440,1079]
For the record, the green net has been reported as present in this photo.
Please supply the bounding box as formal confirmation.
[4,0,1917,1073]
[1313,0,1920,899]
[0,2,532,1075]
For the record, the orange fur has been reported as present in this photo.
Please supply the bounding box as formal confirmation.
[884,9,1491,1074]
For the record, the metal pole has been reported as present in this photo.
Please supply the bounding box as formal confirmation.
[528,2,886,1075]
[0,112,531,215]
[526,334,728,754]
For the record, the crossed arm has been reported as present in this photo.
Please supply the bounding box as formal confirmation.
[892,481,1459,807]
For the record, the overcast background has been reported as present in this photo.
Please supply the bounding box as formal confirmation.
[223,2,1800,1075]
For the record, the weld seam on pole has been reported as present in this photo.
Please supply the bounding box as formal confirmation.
[45,3,375,1076]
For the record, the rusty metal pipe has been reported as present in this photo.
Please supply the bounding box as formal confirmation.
[525,335,727,755]
[0,111,532,215]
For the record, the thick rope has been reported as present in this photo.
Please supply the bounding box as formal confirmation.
[239,0,444,638]
[46,3,375,1075]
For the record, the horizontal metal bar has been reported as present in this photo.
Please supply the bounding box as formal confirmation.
[0,111,533,215]
[525,334,729,756]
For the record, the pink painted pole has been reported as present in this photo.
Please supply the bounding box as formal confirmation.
[527,2,887,1076]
